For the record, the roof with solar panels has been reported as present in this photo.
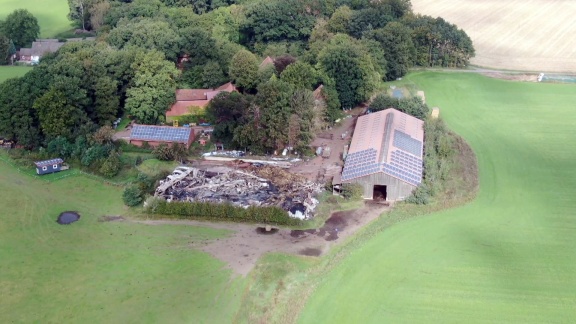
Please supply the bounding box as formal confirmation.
[130,125,193,144]
[342,108,424,187]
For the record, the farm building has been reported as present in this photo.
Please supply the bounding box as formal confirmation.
[129,125,194,149]
[166,82,237,118]
[34,158,66,175]
[338,108,424,201]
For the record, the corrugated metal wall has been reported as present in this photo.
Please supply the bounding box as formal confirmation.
[345,172,416,201]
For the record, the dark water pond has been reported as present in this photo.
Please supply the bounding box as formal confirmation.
[57,211,80,225]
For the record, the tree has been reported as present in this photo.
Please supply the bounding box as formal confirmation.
[365,22,416,80]
[33,88,86,140]
[281,61,318,90]
[241,0,317,46]
[107,18,181,61]
[202,60,227,88]
[3,9,40,49]
[91,125,115,145]
[255,79,294,151]
[317,35,378,109]
[0,34,14,65]
[273,55,296,74]
[289,89,315,150]
[206,91,251,146]
[125,50,179,124]
[99,151,122,178]
[68,0,91,31]
[327,6,353,34]
[370,93,429,120]
[89,0,111,31]
[228,49,258,92]
[123,184,143,206]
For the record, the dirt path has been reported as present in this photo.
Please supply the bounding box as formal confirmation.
[137,202,389,276]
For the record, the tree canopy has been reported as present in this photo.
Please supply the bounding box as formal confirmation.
[2,9,40,49]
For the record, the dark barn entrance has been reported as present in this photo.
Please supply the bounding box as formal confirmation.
[373,185,387,201]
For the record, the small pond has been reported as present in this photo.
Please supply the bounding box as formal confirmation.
[57,211,80,225]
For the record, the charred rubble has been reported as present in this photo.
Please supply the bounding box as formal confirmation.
[155,166,323,219]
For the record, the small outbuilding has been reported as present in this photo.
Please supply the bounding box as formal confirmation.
[34,158,65,175]
[129,125,194,149]
[338,108,424,201]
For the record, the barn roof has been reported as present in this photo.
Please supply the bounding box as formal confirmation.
[34,158,64,167]
[130,125,192,143]
[342,109,424,186]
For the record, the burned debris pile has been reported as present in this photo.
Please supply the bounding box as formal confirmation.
[155,166,323,219]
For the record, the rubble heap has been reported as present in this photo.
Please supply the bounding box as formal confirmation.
[155,166,324,219]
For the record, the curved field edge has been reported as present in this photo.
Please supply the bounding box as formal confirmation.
[296,72,576,323]
[234,122,479,323]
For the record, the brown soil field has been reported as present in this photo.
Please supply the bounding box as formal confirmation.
[411,0,576,73]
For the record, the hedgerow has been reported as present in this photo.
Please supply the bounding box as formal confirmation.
[144,198,301,226]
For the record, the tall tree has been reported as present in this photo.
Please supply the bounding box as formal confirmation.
[206,91,251,146]
[228,49,258,92]
[240,0,317,46]
[3,9,40,49]
[365,22,416,80]
[107,18,182,61]
[33,88,87,140]
[255,79,294,151]
[317,35,378,109]
[125,50,179,124]
[280,61,318,90]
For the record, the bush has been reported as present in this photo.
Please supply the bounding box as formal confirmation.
[123,184,143,207]
[145,200,302,226]
[99,152,122,178]
[152,143,187,161]
[341,183,363,200]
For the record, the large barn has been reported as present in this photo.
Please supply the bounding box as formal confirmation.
[340,108,424,201]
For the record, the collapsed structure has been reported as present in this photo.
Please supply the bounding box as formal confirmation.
[155,165,323,219]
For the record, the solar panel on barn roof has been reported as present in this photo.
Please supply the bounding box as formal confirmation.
[131,125,191,143]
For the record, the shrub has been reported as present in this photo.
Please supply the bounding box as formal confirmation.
[99,152,122,178]
[123,184,143,207]
[341,183,363,200]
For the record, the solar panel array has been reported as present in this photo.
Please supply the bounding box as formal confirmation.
[341,148,379,181]
[131,125,191,143]
[393,130,422,157]
[382,149,423,186]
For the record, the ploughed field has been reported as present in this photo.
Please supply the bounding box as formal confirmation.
[299,72,576,322]
[411,0,576,72]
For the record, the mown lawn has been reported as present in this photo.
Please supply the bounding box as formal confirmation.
[299,73,576,323]
[0,66,32,82]
[0,159,247,323]
[0,0,71,37]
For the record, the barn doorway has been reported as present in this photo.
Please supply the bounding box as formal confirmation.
[373,185,387,201]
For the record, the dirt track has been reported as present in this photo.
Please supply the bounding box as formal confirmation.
[138,202,389,276]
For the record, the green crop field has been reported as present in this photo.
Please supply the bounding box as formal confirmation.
[0,66,32,82]
[0,155,247,323]
[0,0,71,37]
[299,73,576,323]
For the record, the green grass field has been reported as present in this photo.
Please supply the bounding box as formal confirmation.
[299,73,576,323]
[0,158,248,323]
[0,66,32,82]
[0,0,71,37]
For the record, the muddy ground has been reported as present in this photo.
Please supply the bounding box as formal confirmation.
[139,202,389,276]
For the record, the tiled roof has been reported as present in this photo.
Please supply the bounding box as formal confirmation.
[260,56,274,68]
[341,109,424,186]
[166,101,210,117]
[176,89,209,101]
